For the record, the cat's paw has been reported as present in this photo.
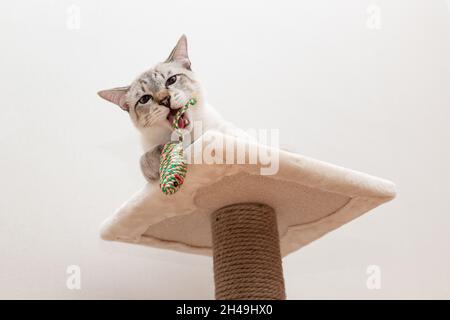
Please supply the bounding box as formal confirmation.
[139,145,164,182]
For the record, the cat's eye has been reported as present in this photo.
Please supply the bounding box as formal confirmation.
[138,95,152,104]
[166,75,177,87]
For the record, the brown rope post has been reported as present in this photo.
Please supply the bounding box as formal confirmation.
[211,203,286,300]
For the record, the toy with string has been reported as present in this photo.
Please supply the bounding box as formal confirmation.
[159,98,197,195]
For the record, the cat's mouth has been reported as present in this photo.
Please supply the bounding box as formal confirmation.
[167,108,189,129]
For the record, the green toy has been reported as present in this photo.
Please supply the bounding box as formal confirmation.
[159,98,197,195]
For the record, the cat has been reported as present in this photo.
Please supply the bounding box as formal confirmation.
[98,35,240,182]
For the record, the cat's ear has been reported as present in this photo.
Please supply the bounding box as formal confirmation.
[97,86,130,111]
[165,34,191,70]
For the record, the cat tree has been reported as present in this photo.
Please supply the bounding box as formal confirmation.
[100,131,395,299]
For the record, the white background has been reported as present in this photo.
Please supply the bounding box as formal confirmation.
[1,0,449,299]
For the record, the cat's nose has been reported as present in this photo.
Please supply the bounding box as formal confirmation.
[158,95,171,108]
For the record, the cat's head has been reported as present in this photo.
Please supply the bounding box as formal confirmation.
[98,35,202,133]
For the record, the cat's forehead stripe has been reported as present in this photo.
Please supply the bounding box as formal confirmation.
[154,70,165,80]
[134,72,159,94]
[138,80,146,93]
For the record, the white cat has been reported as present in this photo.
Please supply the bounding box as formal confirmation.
[98,35,240,181]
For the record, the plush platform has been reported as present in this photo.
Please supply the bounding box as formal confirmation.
[100,131,396,257]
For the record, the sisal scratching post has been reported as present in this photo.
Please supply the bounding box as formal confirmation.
[211,203,285,300]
